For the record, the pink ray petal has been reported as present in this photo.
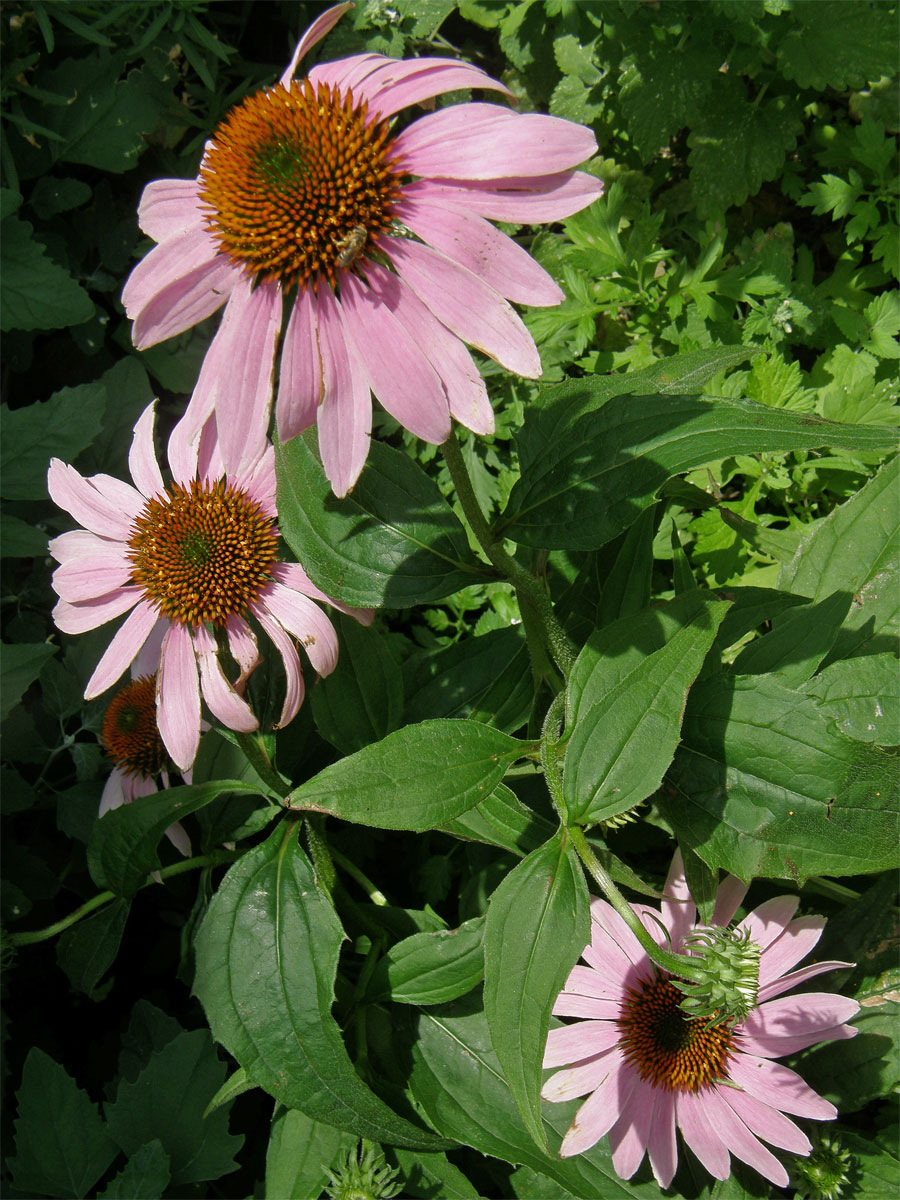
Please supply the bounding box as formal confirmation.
[193,624,259,733]
[279,1,353,85]
[128,403,166,500]
[315,286,372,497]
[406,172,603,224]
[395,197,563,307]
[609,1082,655,1179]
[676,1090,731,1179]
[307,51,386,96]
[394,105,597,180]
[661,847,696,948]
[253,607,306,728]
[721,1086,811,1154]
[388,238,541,378]
[157,623,201,771]
[727,1052,837,1119]
[48,460,138,542]
[737,894,799,951]
[134,619,168,677]
[543,1048,620,1104]
[256,582,338,677]
[213,278,282,475]
[557,1056,636,1156]
[712,872,749,927]
[48,529,118,564]
[225,615,260,691]
[645,1088,678,1188]
[89,474,145,524]
[233,445,277,516]
[759,958,855,1003]
[52,558,133,603]
[164,820,192,857]
[552,993,622,1020]
[703,1088,789,1187]
[740,992,859,1057]
[84,600,160,699]
[53,588,142,636]
[543,1020,620,1069]
[357,57,511,121]
[593,899,652,968]
[338,274,450,444]
[277,287,321,443]
[100,769,127,817]
[137,178,204,243]
[270,563,372,624]
[758,915,826,989]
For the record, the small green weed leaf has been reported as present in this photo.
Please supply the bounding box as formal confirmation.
[311,613,404,753]
[203,1067,255,1117]
[56,896,130,996]
[665,673,899,881]
[286,719,524,831]
[87,780,266,896]
[265,1108,355,1200]
[0,642,56,718]
[9,1048,117,1198]
[618,39,718,157]
[367,916,485,1005]
[0,214,93,332]
[802,653,899,745]
[565,596,730,823]
[777,0,900,90]
[484,832,589,1151]
[105,1030,242,1185]
[96,1141,170,1200]
[193,821,449,1148]
[276,432,485,607]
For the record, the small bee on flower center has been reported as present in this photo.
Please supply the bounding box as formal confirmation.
[334,224,367,268]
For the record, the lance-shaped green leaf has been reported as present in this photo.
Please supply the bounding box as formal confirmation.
[193,821,448,1149]
[565,598,730,824]
[802,653,899,745]
[265,1108,355,1200]
[500,385,897,550]
[483,832,589,1152]
[87,781,266,896]
[56,896,130,995]
[276,432,486,608]
[285,719,525,831]
[367,917,485,1006]
[731,590,852,689]
[663,673,900,881]
[441,782,556,857]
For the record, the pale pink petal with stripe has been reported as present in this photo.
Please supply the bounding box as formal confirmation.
[128,403,166,500]
[84,600,159,699]
[258,582,339,677]
[156,623,201,772]
[408,173,603,223]
[47,460,138,542]
[138,178,205,242]
[193,624,259,733]
[253,607,306,729]
[53,588,142,635]
[277,286,322,443]
[316,285,372,497]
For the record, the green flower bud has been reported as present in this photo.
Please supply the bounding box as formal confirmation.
[672,924,761,1027]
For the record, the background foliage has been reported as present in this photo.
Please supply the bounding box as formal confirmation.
[1,1,897,1198]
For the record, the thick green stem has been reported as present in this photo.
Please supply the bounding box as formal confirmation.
[304,815,338,895]
[331,846,389,906]
[570,826,706,983]
[441,432,576,679]
[540,690,568,823]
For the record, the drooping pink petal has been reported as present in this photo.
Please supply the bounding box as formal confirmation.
[212,278,283,475]
[362,262,493,435]
[388,238,541,377]
[315,285,372,497]
[192,624,259,733]
[395,196,564,307]
[740,992,859,1057]
[608,1083,655,1180]
[394,105,597,180]
[407,172,603,224]
[338,274,450,444]
[84,600,159,699]
[270,563,372,625]
[676,1090,731,1179]
[279,1,353,86]
[712,872,749,927]
[233,445,277,517]
[53,588,142,635]
[558,1057,637,1157]
[702,1089,789,1187]
[99,769,127,817]
[660,848,696,949]
[253,607,306,729]
[276,286,321,443]
[727,1053,837,1120]
[759,958,855,1003]
[225,615,260,691]
[52,558,133,604]
[646,1088,678,1189]
[48,460,139,542]
[137,178,205,243]
[721,1086,811,1155]
[758,915,826,990]
[128,403,166,501]
[134,619,168,677]
[543,1020,620,1069]
[585,899,644,980]
[353,57,511,121]
[156,623,201,771]
[164,820,192,857]
[255,582,338,676]
[593,899,651,969]
[737,895,799,951]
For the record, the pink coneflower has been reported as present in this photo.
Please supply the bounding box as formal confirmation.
[48,403,369,772]
[100,668,191,857]
[122,2,602,495]
[542,851,858,1188]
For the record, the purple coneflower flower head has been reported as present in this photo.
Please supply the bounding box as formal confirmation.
[122,1,602,496]
[542,850,859,1188]
[48,403,371,772]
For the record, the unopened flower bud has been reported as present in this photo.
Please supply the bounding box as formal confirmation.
[672,924,761,1026]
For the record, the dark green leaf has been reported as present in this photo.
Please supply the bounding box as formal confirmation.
[276,432,485,608]
[797,1000,899,1115]
[96,1141,170,1200]
[0,513,50,558]
[483,832,589,1151]
[500,382,896,550]
[802,653,899,745]
[596,505,658,627]
[367,916,485,1005]
[1,377,107,500]
[105,1030,242,1185]
[440,782,555,858]
[777,0,900,90]
[56,897,130,996]
[286,719,524,832]
[265,1108,355,1200]
[117,1000,182,1085]
[30,175,92,219]
[392,1147,481,1198]
[838,1127,900,1198]
[731,591,852,688]
[193,821,449,1148]
[312,614,404,753]
[0,214,93,332]
[72,359,155,480]
[87,780,265,896]
[1,641,56,718]
[9,1048,117,1198]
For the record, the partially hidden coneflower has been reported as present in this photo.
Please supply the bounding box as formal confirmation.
[542,850,859,1188]
[122,2,602,495]
[48,403,370,771]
